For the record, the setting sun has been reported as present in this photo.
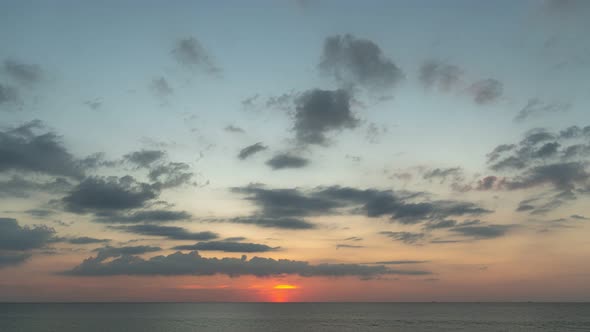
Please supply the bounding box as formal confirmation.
[273,284,298,290]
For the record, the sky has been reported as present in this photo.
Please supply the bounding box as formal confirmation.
[1,0,590,302]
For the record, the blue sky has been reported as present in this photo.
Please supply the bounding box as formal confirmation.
[1,0,589,301]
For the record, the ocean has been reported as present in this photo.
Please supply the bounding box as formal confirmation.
[1,303,589,331]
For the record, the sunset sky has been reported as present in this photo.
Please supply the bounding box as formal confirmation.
[1,0,590,302]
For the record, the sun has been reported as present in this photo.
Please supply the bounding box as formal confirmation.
[273,284,298,290]
[269,284,299,302]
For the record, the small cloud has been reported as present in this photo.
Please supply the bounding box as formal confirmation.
[172,37,220,74]
[468,79,503,104]
[238,142,268,160]
[266,154,309,170]
[150,77,173,98]
[225,125,245,134]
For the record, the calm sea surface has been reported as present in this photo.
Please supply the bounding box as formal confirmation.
[1,303,589,331]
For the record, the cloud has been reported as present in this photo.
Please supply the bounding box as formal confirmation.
[266,154,310,170]
[293,89,359,146]
[0,218,55,250]
[65,236,110,245]
[419,60,462,91]
[238,143,267,160]
[0,83,20,109]
[172,37,219,73]
[225,216,316,230]
[372,260,429,265]
[0,120,87,178]
[3,59,43,85]
[482,126,590,205]
[173,241,279,253]
[504,162,589,191]
[62,176,158,213]
[224,125,245,134]
[150,77,173,97]
[84,98,102,111]
[514,98,571,122]
[379,231,425,245]
[0,175,71,198]
[230,185,491,228]
[424,219,458,229]
[64,251,430,277]
[24,209,55,218]
[320,34,404,90]
[336,244,364,249]
[468,79,503,104]
[124,150,166,168]
[94,210,191,224]
[365,123,388,144]
[0,252,31,268]
[423,167,463,184]
[93,245,162,259]
[148,162,194,189]
[450,224,513,239]
[111,224,218,241]
[232,185,340,218]
[122,149,195,189]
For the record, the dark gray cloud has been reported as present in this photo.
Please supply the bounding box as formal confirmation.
[571,214,589,220]
[230,185,490,228]
[224,125,245,134]
[483,126,590,205]
[424,219,457,230]
[224,237,247,242]
[238,143,267,160]
[372,260,429,265]
[3,59,43,85]
[0,252,31,268]
[150,77,173,97]
[419,60,462,91]
[320,34,404,90]
[0,83,20,108]
[65,236,110,245]
[148,162,194,189]
[423,167,463,183]
[111,224,218,241]
[344,236,362,241]
[64,251,430,277]
[379,231,425,245]
[336,244,364,249]
[0,218,55,250]
[266,154,310,170]
[124,150,166,168]
[226,216,316,230]
[468,79,503,104]
[172,37,219,73]
[505,162,589,191]
[62,176,158,213]
[450,224,513,239]
[514,98,571,122]
[0,175,71,198]
[94,210,191,224]
[93,245,162,260]
[293,89,359,146]
[0,120,86,178]
[232,185,340,218]
[173,241,279,253]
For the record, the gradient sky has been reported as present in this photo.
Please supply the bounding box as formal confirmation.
[1,0,590,302]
